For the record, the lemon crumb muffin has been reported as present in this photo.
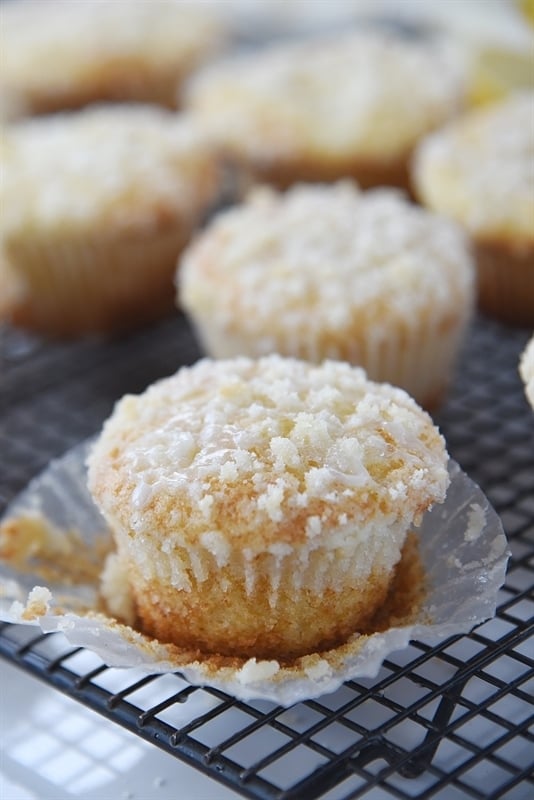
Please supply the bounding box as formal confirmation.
[0,0,225,120]
[87,355,450,660]
[186,32,465,191]
[520,335,534,409]
[179,182,475,410]
[1,105,221,336]
[413,92,534,326]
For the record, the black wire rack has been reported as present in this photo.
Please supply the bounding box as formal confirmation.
[0,312,533,800]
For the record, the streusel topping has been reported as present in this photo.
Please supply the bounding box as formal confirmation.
[187,32,465,161]
[180,182,473,335]
[413,92,534,239]
[1,106,219,233]
[87,355,449,551]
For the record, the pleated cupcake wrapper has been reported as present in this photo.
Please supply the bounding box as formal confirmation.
[8,224,192,335]
[115,518,406,611]
[190,310,470,409]
[0,440,509,706]
[475,241,534,327]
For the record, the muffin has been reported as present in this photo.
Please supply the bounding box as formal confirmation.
[520,335,534,409]
[1,105,222,337]
[87,355,450,660]
[185,31,466,191]
[413,92,534,326]
[0,0,225,120]
[178,182,475,410]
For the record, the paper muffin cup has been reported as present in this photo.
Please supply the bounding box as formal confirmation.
[7,224,193,337]
[109,514,409,660]
[475,238,534,327]
[0,441,509,706]
[188,310,469,412]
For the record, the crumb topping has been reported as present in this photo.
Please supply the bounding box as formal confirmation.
[187,32,465,160]
[413,92,534,239]
[180,181,473,334]
[10,586,53,621]
[87,355,449,550]
[1,106,220,233]
[519,335,534,410]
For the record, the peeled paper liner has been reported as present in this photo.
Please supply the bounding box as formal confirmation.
[0,441,509,707]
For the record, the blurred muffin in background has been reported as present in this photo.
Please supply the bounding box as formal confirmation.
[178,182,475,410]
[185,32,466,191]
[413,92,534,326]
[351,0,534,107]
[1,105,222,337]
[520,335,534,410]
[0,0,226,121]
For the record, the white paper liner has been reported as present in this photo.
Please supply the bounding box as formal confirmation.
[0,440,509,707]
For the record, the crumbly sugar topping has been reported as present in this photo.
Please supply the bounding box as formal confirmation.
[87,355,450,551]
[413,92,534,239]
[10,586,52,621]
[187,32,465,160]
[180,181,473,335]
[1,1,223,94]
[1,106,219,233]
[519,335,534,410]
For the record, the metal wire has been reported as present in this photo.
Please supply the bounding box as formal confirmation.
[1,313,533,800]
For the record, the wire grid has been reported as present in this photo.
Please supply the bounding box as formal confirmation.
[0,313,533,800]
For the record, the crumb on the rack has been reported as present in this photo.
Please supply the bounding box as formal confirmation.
[464,503,486,542]
[10,585,52,620]
[237,658,280,684]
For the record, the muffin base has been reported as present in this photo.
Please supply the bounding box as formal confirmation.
[6,224,192,337]
[115,515,408,661]
[188,310,468,412]
[133,561,394,661]
[475,238,534,327]
[237,151,412,193]
[10,65,200,118]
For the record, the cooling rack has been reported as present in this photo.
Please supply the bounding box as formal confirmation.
[0,312,533,800]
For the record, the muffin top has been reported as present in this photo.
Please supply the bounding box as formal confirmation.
[1,105,220,235]
[179,182,474,336]
[520,336,534,410]
[413,92,534,241]
[0,0,224,116]
[186,32,465,163]
[87,355,450,553]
